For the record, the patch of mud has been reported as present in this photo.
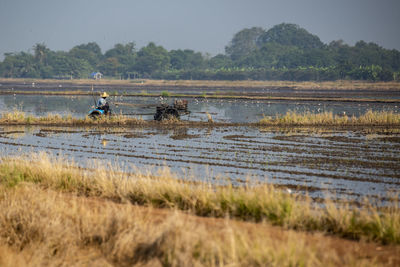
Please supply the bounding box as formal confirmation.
[223,135,258,141]
[271,135,307,142]
[320,135,364,144]
[123,133,146,139]
[2,130,26,135]
[170,134,201,140]
[39,128,82,134]
[377,136,400,143]
[34,132,47,137]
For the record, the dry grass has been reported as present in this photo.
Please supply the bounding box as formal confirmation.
[2,78,400,91]
[206,112,214,123]
[2,110,400,127]
[0,153,399,246]
[139,79,400,91]
[260,110,400,126]
[0,110,145,126]
[2,184,397,266]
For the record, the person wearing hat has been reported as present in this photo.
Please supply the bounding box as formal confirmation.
[97,92,110,114]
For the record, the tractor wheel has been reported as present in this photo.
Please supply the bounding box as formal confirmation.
[89,110,101,119]
[164,108,180,120]
[154,110,163,121]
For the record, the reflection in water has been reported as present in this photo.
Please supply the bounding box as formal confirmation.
[101,139,108,147]
[0,125,34,139]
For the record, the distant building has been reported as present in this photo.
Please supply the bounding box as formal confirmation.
[90,72,103,80]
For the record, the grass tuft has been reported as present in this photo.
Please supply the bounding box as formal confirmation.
[259,110,400,126]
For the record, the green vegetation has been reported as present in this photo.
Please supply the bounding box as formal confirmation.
[1,23,399,81]
[0,153,399,245]
[161,90,171,97]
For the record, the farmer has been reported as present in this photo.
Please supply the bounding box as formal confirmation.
[97,92,110,114]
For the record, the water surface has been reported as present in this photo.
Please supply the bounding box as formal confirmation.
[1,125,399,203]
[1,95,399,123]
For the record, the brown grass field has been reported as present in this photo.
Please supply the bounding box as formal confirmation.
[1,77,400,91]
[0,153,399,266]
[1,185,399,266]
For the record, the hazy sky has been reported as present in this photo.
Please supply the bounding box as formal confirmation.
[1,0,399,58]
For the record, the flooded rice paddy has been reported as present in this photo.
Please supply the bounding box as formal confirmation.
[2,80,400,99]
[0,125,399,203]
[1,94,399,123]
[1,90,400,204]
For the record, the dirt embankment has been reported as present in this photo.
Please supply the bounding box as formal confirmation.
[1,78,400,99]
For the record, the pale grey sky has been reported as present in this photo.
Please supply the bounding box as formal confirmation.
[0,0,399,58]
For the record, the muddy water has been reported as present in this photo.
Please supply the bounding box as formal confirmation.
[1,125,399,203]
[1,95,399,123]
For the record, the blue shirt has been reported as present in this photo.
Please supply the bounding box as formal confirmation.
[97,97,107,108]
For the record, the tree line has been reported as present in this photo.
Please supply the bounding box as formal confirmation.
[1,23,399,81]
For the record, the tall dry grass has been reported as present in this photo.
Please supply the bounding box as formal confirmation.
[1,184,388,266]
[260,110,400,126]
[0,110,145,126]
[0,153,399,245]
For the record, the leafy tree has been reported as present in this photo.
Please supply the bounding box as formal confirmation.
[33,43,50,65]
[329,40,399,73]
[208,54,233,69]
[102,42,136,76]
[0,52,39,78]
[225,27,265,61]
[169,49,205,70]
[98,57,121,77]
[69,42,103,67]
[135,42,170,75]
[44,51,91,78]
[303,48,335,67]
[328,39,347,49]
[240,42,305,69]
[104,42,135,58]
[257,23,324,49]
